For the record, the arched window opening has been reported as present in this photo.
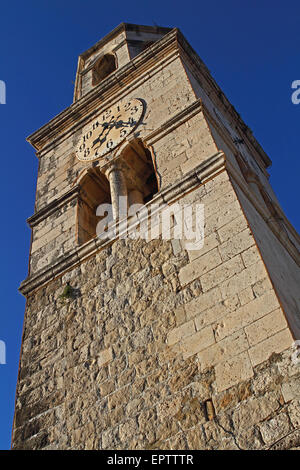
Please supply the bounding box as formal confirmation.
[120,141,158,207]
[92,54,117,86]
[77,142,158,245]
[77,168,111,245]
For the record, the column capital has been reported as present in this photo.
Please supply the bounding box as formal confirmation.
[101,157,128,179]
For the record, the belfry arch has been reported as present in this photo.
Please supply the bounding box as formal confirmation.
[77,140,158,244]
[77,167,111,245]
[100,139,158,219]
[92,53,117,86]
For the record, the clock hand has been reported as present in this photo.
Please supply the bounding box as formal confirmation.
[108,114,121,127]
[91,115,118,148]
[92,124,107,144]
[117,118,136,128]
[92,114,123,148]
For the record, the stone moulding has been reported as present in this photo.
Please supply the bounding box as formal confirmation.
[200,97,270,179]
[26,98,205,230]
[19,151,226,296]
[21,92,299,295]
[27,186,80,228]
[33,47,181,157]
[143,99,202,146]
[19,144,300,297]
[26,26,270,176]
[27,28,181,153]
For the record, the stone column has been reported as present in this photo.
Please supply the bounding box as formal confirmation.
[104,160,128,220]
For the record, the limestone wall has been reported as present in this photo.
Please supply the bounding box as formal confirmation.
[12,171,300,450]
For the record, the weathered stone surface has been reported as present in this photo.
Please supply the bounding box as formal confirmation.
[249,328,293,367]
[245,308,288,346]
[198,330,249,371]
[180,326,215,359]
[282,376,300,402]
[214,351,254,392]
[259,413,292,446]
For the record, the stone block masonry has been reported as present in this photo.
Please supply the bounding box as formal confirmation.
[12,172,300,450]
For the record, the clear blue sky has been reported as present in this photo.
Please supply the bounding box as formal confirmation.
[0,0,299,450]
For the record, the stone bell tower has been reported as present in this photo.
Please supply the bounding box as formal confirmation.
[13,24,300,450]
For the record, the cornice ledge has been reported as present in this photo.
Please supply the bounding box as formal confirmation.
[161,151,226,204]
[27,28,180,153]
[144,99,202,146]
[27,186,80,228]
[79,24,172,61]
[19,237,104,296]
[19,151,226,296]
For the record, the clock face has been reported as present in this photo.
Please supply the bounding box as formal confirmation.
[76,98,144,162]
